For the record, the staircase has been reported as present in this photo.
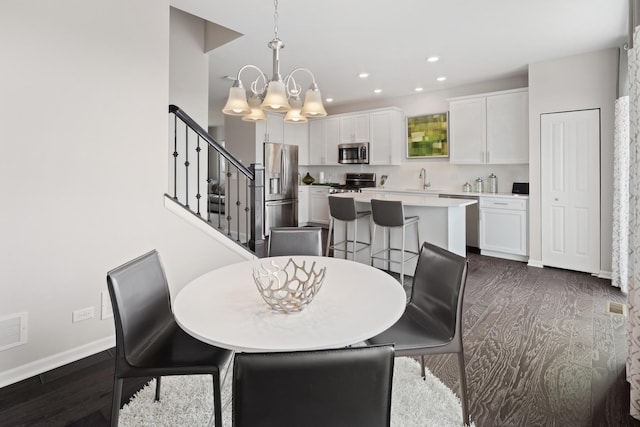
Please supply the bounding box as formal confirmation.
[168,105,265,257]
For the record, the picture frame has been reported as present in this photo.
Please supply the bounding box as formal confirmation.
[406,112,449,158]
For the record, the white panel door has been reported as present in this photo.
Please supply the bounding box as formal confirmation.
[541,109,600,273]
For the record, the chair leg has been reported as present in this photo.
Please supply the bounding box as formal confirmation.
[457,352,470,425]
[420,355,426,378]
[326,218,333,257]
[212,372,223,427]
[343,220,349,259]
[370,223,377,266]
[353,219,358,260]
[110,377,123,427]
[154,376,161,401]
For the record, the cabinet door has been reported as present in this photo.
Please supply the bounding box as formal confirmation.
[480,207,527,255]
[449,98,486,164]
[298,187,310,224]
[284,121,309,165]
[308,119,326,165]
[340,114,370,143]
[265,113,284,143]
[486,91,528,164]
[370,110,402,165]
[309,188,330,224]
[325,117,340,165]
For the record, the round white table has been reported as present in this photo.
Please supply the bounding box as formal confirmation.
[173,256,407,352]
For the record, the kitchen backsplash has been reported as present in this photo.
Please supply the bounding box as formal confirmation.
[302,162,529,193]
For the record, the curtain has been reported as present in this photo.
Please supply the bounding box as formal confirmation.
[613,95,630,292]
[628,24,640,419]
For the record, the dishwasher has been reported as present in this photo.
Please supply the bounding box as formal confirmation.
[439,194,479,249]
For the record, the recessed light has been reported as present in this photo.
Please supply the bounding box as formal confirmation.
[415,87,424,92]
[325,98,334,103]
[427,56,440,63]
[436,76,447,82]
[358,72,369,79]
[373,89,382,94]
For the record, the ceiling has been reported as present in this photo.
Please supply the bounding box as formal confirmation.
[171,0,628,126]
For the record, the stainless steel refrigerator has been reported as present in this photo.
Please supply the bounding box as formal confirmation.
[264,142,298,235]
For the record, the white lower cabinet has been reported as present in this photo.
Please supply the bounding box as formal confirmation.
[309,187,330,225]
[298,186,310,225]
[479,196,528,261]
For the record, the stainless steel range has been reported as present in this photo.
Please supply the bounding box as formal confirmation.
[330,173,376,193]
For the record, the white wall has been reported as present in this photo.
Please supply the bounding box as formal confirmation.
[0,0,247,386]
[528,48,618,275]
[305,75,530,192]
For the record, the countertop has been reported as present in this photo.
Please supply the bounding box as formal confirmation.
[361,187,529,199]
[331,191,477,208]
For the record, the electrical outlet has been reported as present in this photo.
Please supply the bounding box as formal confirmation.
[101,290,113,320]
[72,307,94,323]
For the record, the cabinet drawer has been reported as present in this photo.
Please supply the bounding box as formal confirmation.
[480,197,526,210]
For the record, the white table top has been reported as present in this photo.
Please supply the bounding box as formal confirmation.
[331,191,478,208]
[173,256,407,352]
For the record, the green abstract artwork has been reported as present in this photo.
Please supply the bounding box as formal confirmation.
[407,113,448,158]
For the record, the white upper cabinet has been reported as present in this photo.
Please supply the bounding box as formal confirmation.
[263,113,284,143]
[486,91,528,164]
[449,98,486,164]
[284,121,309,165]
[340,113,370,143]
[308,118,339,165]
[449,88,528,164]
[369,109,403,165]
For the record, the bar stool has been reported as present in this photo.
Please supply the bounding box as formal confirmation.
[326,196,372,260]
[370,199,420,284]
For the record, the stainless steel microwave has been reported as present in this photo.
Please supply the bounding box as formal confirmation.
[338,143,369,164]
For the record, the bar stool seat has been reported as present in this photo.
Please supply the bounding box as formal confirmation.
[326,196,372,260]
[370,199,420,284]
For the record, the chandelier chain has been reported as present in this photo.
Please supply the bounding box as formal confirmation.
[273,0,279,39]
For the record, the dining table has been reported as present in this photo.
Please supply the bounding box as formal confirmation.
[173,256,407,353]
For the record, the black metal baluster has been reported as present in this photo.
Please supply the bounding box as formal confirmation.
[226,168,232,237]
[236,168,241,242]
[245,177,250,247]
[172,114,178,200]
[184,127,190,209]
[196,135,201,216]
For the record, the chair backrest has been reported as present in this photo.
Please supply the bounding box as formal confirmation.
[370,199,405,227]
[328,196,358,221]
[409,242,468,343]
[232,345,395,427]
[268,226,323,257]
[106,250,174,367]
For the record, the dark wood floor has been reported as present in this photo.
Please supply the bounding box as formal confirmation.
[0,252,637,426]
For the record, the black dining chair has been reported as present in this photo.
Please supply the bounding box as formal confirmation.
[366,242,470,425]
[267,226,323,257]
[232,344,395,427]
[106,250,232,427]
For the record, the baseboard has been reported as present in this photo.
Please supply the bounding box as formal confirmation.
[597,270,612,280]
[480,249,528,263]
[0,336,115,388]
[527,258,544,268]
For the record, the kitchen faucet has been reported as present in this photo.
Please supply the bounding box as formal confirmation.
[419,168,430,189]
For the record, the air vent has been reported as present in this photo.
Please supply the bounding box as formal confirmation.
[0,312,27,351]
[606,301,627,316]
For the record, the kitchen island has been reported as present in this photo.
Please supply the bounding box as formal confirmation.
[329,192,477,273]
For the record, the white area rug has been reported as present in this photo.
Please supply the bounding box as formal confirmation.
[119,356,473,426]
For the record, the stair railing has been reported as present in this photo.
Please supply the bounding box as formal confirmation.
[168,105,264,256]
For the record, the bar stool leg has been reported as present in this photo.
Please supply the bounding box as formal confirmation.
[370,223,377,266]
[325,217,334,257]
[353,218,358,260]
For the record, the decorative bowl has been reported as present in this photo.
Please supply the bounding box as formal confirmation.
[252,258,326,313]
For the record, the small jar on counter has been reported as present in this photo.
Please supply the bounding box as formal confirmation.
[475,177,484,193]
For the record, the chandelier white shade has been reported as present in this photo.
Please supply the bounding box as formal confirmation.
[222,0,326,122]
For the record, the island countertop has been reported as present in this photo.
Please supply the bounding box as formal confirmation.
[331,191,478,208]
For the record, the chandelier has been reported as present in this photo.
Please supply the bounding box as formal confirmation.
[221,0,327,123]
